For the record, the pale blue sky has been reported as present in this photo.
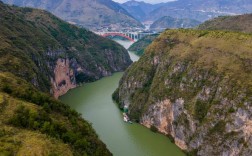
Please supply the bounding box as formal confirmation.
[113,0,175,4]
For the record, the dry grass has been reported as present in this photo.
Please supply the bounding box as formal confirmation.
[147,29,252,88]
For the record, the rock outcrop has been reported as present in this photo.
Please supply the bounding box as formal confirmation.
[0,2,116,155]
[115,29,252,155]
[51,58,76,98]
[0,2,132,98]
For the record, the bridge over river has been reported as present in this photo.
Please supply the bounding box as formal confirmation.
[94,31,155,42]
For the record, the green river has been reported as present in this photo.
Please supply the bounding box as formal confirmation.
[60,40,184,156]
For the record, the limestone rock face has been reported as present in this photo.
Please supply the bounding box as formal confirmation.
[115,29,252,155]
[0,2,132,98]
[51,58,76,98]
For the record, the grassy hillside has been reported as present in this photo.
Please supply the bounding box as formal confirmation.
[128,34,159,56]
[115,29,252,155]
[198,14,252,33]
[0,1,134,155]
[0,72,111,155]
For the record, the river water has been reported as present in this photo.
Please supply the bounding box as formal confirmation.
[60,40,184,156]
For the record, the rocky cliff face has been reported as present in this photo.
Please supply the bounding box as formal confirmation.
[115,29,252,155]
[0,2,117,155]
[0,2,132,98]
[51,58,76,98]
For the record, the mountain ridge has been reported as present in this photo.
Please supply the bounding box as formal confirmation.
[198,14,252,33]
[114,29,252,155]
[1,0,144,30]
[122,0,252,23]
[150,16,201,31]
[121,0,164,21]
[147,0,252,22]
[0,2,133,154]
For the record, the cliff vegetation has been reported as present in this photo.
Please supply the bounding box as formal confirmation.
[115,29,252,155]
[0,2,132,98]
[0,2,133,155]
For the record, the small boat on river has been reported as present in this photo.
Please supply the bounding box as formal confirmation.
[123,113,132,124]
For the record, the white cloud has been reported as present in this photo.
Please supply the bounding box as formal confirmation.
[113,0,175,4]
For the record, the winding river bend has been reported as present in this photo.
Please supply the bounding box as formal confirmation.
[60,40,184,156]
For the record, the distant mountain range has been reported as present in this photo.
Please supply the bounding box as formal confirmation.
[150,16,201,31]
[3,0,252,31]
[1,0,143,30]
[120,0,163,21]
[121,0,252,22]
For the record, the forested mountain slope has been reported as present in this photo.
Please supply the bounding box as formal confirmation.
[114,29,252,155]
[0,2,132,98]
[0,2,132,155]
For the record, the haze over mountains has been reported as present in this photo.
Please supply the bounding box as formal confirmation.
[150,16,201,31]
[1,0,143,31]
[121,0,252,22]
[3,0,252,31]
[120,0,164,21]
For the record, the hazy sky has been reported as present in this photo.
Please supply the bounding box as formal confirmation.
[113,0,175,4]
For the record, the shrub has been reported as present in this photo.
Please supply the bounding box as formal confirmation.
[194,100,209,123]
[150,125,158,133]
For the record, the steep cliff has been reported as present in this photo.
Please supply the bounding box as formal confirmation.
[0,2,132,98]
[114,29,252,155]
[0,2,132,155]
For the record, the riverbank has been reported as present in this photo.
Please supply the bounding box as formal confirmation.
[60,40,184,156]
[60,72,184,156]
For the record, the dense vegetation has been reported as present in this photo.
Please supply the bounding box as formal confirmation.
[115,29,252,155]
[0,2,131,92]
[128,34,159,56]
[120,28,252,122]
[198,14,252,33]
[0,2,134,155]
[0,72,111,155]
